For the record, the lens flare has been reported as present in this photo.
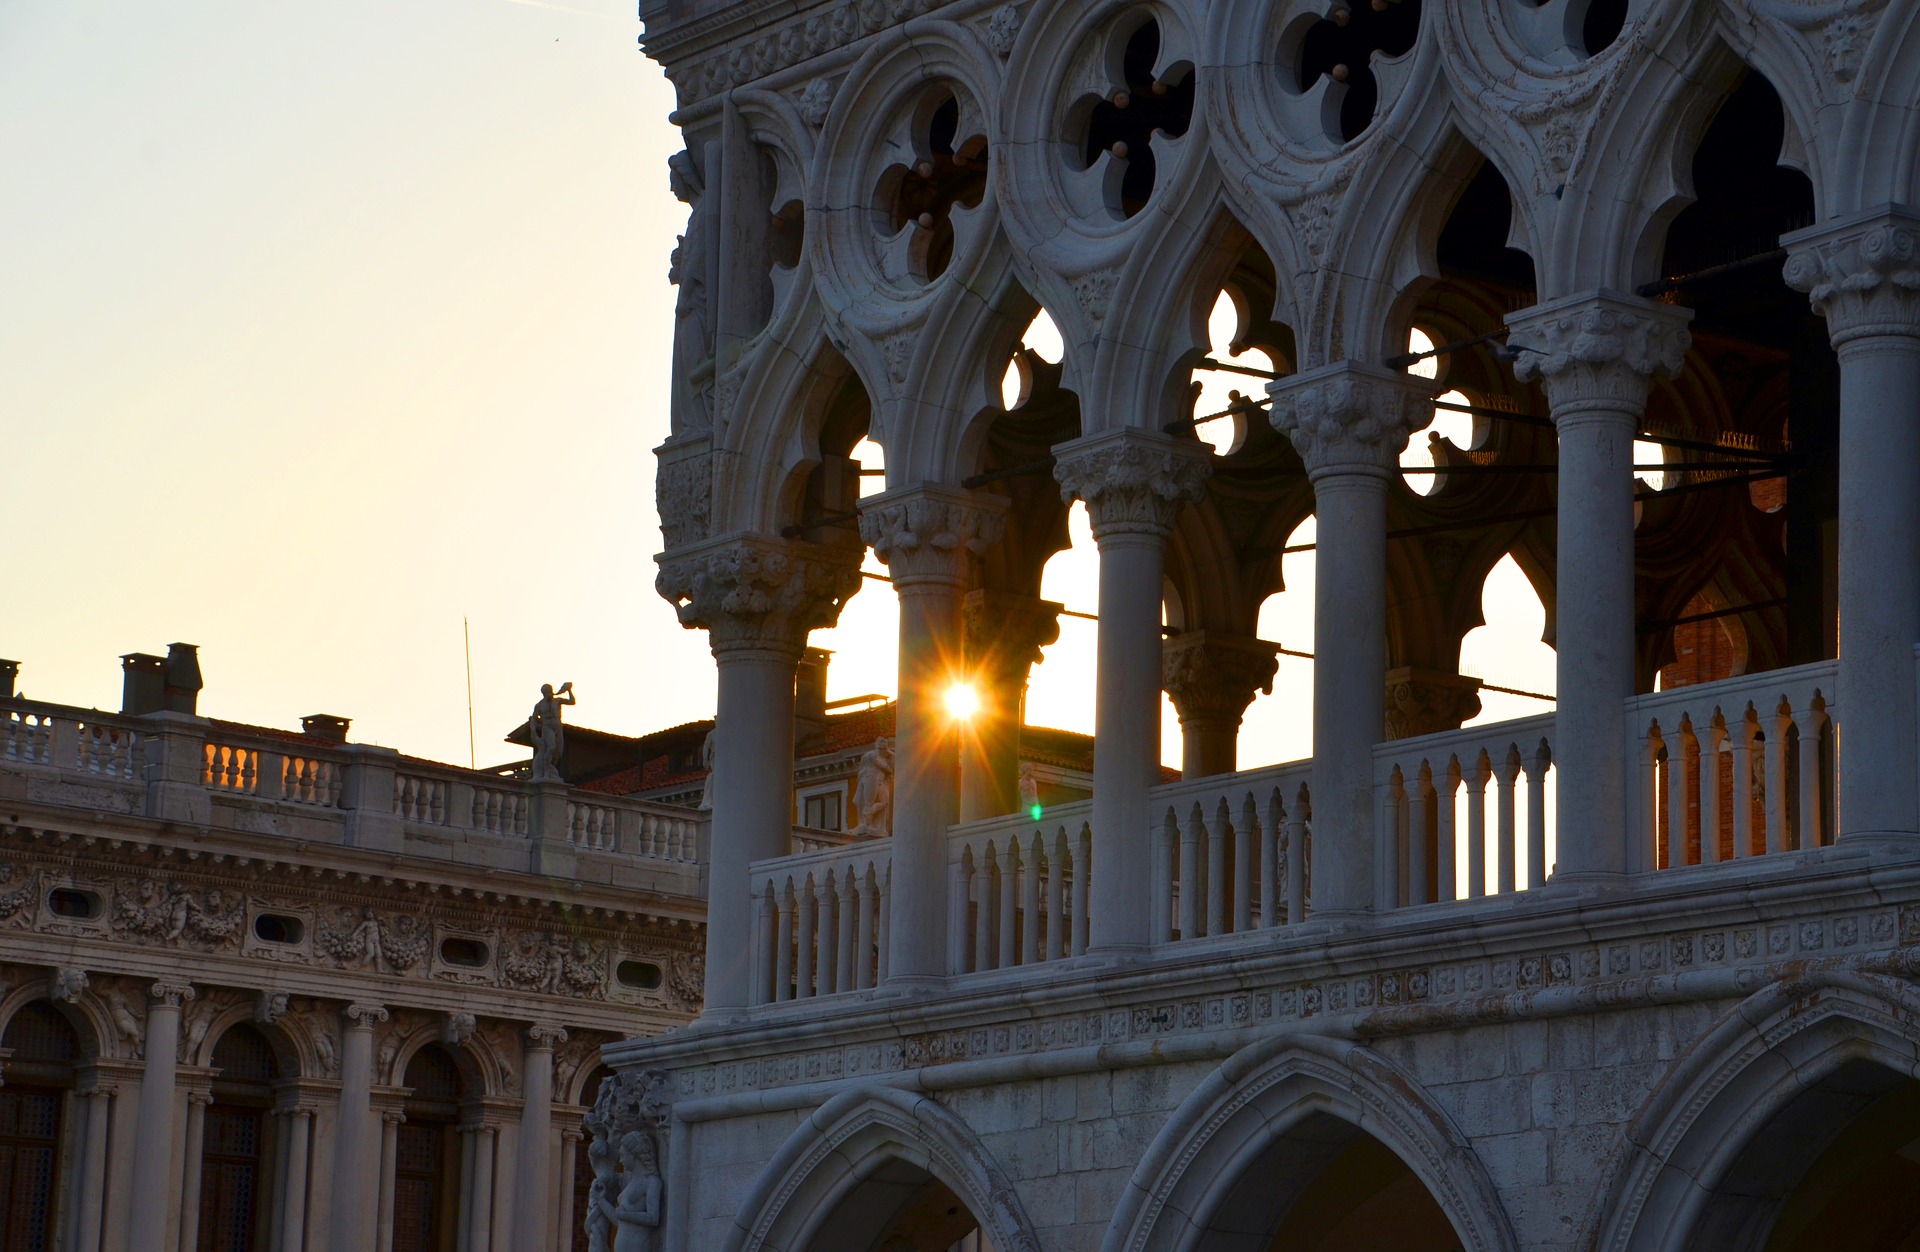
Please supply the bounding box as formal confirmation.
[943,680,982,722]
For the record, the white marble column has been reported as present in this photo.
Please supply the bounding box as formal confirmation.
[656,534,863,1012]
[1162,632,1280,779]
[1054,431,1212,951]
[467,1123,497,1252]
[1787,207,1920,842]
[328,1003,386,1252]
[278,1106,313,1252]
[1507,292,1691,877]
[71,1079,114,1252]
[512,1026,566,1252]
[1271,364,1433,914]
[127,980,192,1248]
[177,1089,213,1252]
[960,591,1062,821]
[861,486,1009,982]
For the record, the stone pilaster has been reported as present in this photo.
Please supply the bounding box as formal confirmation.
[859,486,1009,984]
[1054,429,1212,952]
[1384,667,1484,741]
[656,533,865,1013]
[1161,632,1280,778]
[1508,291,1691,878]
[1271,361,1435,916]
[1786,207,1920,842]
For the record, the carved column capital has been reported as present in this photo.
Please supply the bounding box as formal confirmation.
[149,981,194,1009]
[1161,632,1279,728]
[1384,667,1484,741]
[526,1024,569,1051]
[656,532,864,658]
[1052,429,1212,541]
[964,590,1063,684]
[1784,206,1920,347]
[1268,361,1436,477]
[345,1003,390,1029]
[858,486,1008,587]
[1505,290,1692,417]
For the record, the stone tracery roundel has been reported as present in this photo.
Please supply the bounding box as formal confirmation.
[807,26,1003,323]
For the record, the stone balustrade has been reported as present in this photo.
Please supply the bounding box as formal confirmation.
[747,839,892,1004]
[1375,712,1558,910]
[0,699,701,890]
[948,802,1092,977]
[1629,659,1838,871]
[1151,761,1312,942]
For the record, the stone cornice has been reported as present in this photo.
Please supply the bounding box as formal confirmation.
[1784,205,1920,347]
[1504,291,1692,418]
[858,485,1009,587]
[1268,362,1436,477]
[655,532,864,657]
[1052,430,1213,541]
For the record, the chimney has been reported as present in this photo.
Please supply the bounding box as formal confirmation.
[0,660,17,701]
[795,648,831,742]
[121,653,167,715]
[301,714,351,745]
[163,643,203,715]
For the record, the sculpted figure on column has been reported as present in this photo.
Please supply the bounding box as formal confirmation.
[1271,361,1434,915]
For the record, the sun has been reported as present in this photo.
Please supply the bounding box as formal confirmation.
[942,680,982,722]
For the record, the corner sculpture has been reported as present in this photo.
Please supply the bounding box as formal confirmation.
[585,1069,672,1252]
[849,735,895,837]
[528,681,576,784]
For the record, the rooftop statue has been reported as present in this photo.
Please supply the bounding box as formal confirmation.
[850,735,894,837]
[528,681,576,784]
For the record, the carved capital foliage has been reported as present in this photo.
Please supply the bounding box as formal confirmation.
[1268,362,1435,476]
[964,591,1063,685]
[346,1002,390,1029]
[1505,292,1691,417]
[858,487,1008,585]
[656,534,863,656]
[1384,668,1484,741]
[1784,207,1920,346]
[1052,430,1212,541]
[1161,633,1280,726]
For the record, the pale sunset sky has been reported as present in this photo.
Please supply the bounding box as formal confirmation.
[3,0,1555,772]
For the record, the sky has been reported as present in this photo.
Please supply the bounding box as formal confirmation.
[2,0,1556,778]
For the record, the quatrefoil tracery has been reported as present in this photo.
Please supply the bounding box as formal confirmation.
[1285,0,1421,143]
[1074,18,1196,219]
[873,90,989,285]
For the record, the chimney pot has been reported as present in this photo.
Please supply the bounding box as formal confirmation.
[795,648,831,741]
[301,714,351,745]
[0,660,17,701]
[163,643,203,716]
[121,653,167,716]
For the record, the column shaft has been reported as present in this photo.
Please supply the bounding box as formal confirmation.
[706,649,799,1007]
[511,1033,561,1252]
[1088,533,1168,948]
[75,1088,111,1252]
[329,1007,382,1252]
[278,1109,311,1252]
[468,1126,496,1252]
[375,1114,400,1252]
[890,577,965,978]
[127,983,189,1249]
[178,1095,209,1252]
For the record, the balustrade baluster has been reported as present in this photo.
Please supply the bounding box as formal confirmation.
[1152,813,1176,944]
[813,875,835,996]
[855,866,876,991]
[1524,740,1551,888]
[774,880,795,1001]
[1380,768,1405,912]
[1177,804,1201,940]
[998,840,1019,969]
[973,845,995,973]
[836,868,857,991]
[1797,703,1826,849]
[1667,721,1692,867]
[1496,747,1520,895]
[1071,825,1090,957]
[1021,832,1041,966]
[1234,795,1256,932]
[1701,717,1726,863]
[1284,788,1307,925]
[1408,765,1431,907]
[1206,799,1228,936]
[794,877,816,999]
[752,885,775,1005]
[1466,751,1490,897]
[1767,699,1791,855]
[877,863,893,982]
[1730,708,1757,858]
[1046,830,1067,959]
[948,851,972,976]
[1436,759,1460,904]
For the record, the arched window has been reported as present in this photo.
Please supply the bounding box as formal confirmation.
[395,1045,465,1252]
[0,1002,78,1252]
[200,1023,279,1252]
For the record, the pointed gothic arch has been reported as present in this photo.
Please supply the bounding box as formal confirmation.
[1103,1032,1519,1252]
[726,1085,1043,1252]
[1596,970,1920,1252]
